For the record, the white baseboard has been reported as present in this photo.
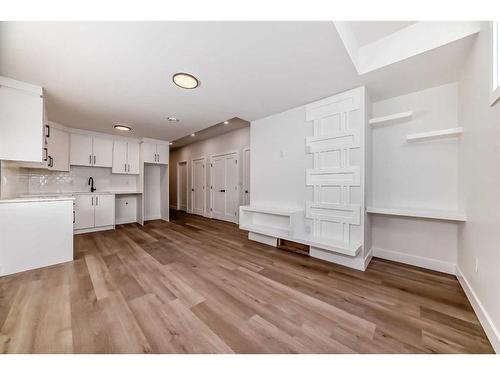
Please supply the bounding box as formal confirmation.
[74,225,114,235]
[372,247,456,275]
[144,215,161,221]
[115,217,137,225]
[456,266,499,353]
[310,246,373,271]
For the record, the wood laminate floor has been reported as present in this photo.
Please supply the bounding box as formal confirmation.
[0,211,494,353]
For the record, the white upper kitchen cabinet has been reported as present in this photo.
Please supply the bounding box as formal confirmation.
[142,142,157,164]
[142,138,169,165]
[70,133,113,167]
[112,140,140,174]
[0,76,44,162]
[46,126,70,171]
[127,142,140,174]
[92,136,113,167]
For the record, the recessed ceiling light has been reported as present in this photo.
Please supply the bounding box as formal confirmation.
[169,142,173,146]
[190,133,195,137]
[114,124,131,131]
[172,72,199,89]
[223,121,229,125]
[167,117,179,122]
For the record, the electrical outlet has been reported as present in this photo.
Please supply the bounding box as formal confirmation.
[475,257,479,273]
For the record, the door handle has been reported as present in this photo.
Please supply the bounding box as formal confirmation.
[245,190,249,194]
[220,189,226,192]
[191,188,194,192]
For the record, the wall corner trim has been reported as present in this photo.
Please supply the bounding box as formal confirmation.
[456,266,500,353]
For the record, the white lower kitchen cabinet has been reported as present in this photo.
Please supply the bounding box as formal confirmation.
[0,198,74,276]
[74,193,115,233]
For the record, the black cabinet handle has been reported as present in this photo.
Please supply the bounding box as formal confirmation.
[220,189,226,192]
[45,124,50,138]
[48,156,53,168]
[43,147,48,161]
[245,190,249,194]
[191,188,194,192]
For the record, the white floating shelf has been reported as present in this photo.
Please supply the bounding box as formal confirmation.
[366,206,467,222]
[369,111,413,126]
[406,127,463,142]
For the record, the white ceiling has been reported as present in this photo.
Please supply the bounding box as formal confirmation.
[348,21,416,46]
[0,21,477,142]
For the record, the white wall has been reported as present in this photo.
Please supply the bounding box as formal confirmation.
[251,106,312,210]
[169,127,250,213]
[0,161,29,199]
[370,83,461,273]
[457,22,500,352]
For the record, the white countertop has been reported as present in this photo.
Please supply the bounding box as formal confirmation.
[0,196,75,204]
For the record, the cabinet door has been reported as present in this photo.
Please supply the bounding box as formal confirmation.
[127,142,140,174]
[142,142,157,164]
[112,140,128,174]
[0,80,44,162]
[70,133,93,166]
[156,143,169,165]
[47,127,70,172]
[74,194,94,230]
[92,136,113,167]
[94,194,115,227]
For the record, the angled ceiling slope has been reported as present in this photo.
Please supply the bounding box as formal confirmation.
[334,21,481,75]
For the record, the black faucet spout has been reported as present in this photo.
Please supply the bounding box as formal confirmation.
[88,177,96,192]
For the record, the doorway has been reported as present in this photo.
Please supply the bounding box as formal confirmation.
[210,151,239,223]
[191,157,206,216]
[177,160,188,212]
[243,148,251,205]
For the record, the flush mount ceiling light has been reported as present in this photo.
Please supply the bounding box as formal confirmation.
[190,133,195,137]
[169,142,173,146]
[223,121,229,125]
[172,72,199,89]
[114,124,131,131]
[167,117,179,122]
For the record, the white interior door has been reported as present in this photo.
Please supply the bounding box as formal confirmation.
[243,148,251,205]
[94,194,115,227]
[192,158,205,216]
[211,152,238,223]
[225,153,239,222]
[178,162,188,212]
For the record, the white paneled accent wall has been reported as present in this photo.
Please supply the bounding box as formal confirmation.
[250,87,371,269]
[369,82,462,273]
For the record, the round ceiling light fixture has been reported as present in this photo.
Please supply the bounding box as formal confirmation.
[223,120,229,125]
[169,142,173,146]
[172,72,199,89]
[114,124,132,131]
[167,117,179,122]
[190,133,195,137]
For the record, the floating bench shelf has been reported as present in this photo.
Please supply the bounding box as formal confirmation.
[369,111,413,126]
[366,206,467,222]
[406,127,463,142]
[239,205,361,257]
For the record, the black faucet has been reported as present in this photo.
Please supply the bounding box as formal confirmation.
[88,177,96,192]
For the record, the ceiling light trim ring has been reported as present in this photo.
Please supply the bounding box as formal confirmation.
[172,72,200,89]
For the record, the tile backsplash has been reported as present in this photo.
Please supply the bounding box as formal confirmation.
[1,162,138,197]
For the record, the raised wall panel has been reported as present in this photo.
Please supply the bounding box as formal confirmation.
[306,129,360,153]
[306,202,361,225]
[306,166,361,186]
